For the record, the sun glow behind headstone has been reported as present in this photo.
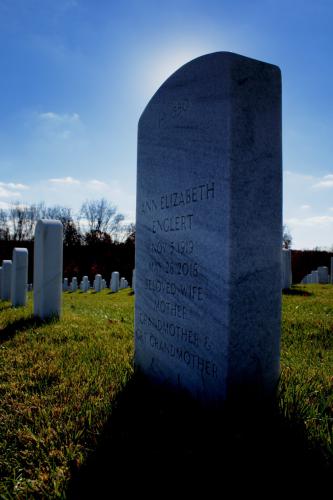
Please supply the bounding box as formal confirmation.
[139,42,216,98]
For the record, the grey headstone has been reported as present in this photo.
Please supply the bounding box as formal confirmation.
[11,248,28,307]
[330,257,333,284]
[34,219,63,319]
[135,52,282,405]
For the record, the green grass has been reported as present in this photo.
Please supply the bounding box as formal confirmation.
[0,289,134,498]
[280,285,333,463]
[0,285,332,497]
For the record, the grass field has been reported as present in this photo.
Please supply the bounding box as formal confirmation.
[0,285,332,497]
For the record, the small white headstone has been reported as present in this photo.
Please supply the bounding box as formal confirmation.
[33,219,63,319]
[94,274,102,292]
[71,277,78,292]
[110,271,119,292]
[1,260,12,301]
[11,248,28,307]
[82,276,89,292]
[63,278,69,291]
[317,266,329,284]
[281,248,292,289]
[311,270,319,284]
[132,269,136,293]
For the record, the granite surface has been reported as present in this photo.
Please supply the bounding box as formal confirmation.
[135,52,282,404]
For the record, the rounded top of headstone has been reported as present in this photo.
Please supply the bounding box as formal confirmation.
[13,247,28,254]
[2,260,12,265]
[36,218,63,226]
[139,51,281,123]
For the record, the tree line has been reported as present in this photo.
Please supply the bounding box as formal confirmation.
[0,198,135,245]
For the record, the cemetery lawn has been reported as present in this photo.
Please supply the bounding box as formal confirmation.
[0,284,332,497]
[0,289,134,498]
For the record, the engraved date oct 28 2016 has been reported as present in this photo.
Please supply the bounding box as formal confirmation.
[149,259,199,278]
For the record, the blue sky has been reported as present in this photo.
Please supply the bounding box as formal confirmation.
[0,0,332,249]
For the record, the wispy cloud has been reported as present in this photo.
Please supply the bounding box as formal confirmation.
[0,182,29,190]
[286,215,333,227]
[312,174,333,189]
[0,181,29,199]
[88,179,109,190]
[38,112,80,124]
[48,176,80,185]
[300,204,311,209]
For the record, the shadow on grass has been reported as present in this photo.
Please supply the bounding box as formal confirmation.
[0,315,55,344]
[283,288,313,296]
[67,375,331,498]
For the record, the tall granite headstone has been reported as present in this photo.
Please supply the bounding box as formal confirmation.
[331,257,333,284]
[34,219,63,319]
[135,52,282,404]
[11,248,28,307]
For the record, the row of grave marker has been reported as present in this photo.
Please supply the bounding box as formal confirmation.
[63,274,132,292]
[0,219,135,318]
[300,262,333,284]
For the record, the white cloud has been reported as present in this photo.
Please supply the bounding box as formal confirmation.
[286,215,333,227]
[300,204,311,209]
[312,174,333,189]
[48,176,80,185]
[88,179,109,190]
[0,181,29,199]
[38,112,80,124]
[0,182,29,190]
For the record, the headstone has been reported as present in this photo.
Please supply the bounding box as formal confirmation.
[0,267,2,299]
[317,266,329,284]
[71,277,78,292]
[120,277,126,289]
[63,278,69,291]
[11,248,28,307]
[281,248,292,289]
[135,52,282,404]
[1,260,12,301]
[34,219,63,319]
[82,276,89,292]
[110,271,120,292]
[132,269,136,293]
[330,257,333,284]
[94,274,102,292]
[102,278,106,289]
[311,270,319,284]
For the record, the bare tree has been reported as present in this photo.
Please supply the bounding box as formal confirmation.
[9,202,39,240]
[283,224,292,249]
[0,208,9,240]
[80,198,125,238]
